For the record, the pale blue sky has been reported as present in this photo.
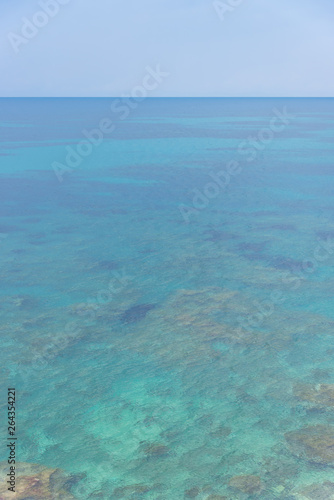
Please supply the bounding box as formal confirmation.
[1,0,333,96]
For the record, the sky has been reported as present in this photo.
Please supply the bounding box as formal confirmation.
[0,0,333,97]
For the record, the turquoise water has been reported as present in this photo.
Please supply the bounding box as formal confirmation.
[1,98,334,498]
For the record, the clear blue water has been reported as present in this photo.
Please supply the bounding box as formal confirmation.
[1,98,334,498]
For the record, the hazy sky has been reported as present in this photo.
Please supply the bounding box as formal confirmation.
[1,0,333,97]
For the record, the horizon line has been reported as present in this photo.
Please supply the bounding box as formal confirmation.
[0,96,334,99]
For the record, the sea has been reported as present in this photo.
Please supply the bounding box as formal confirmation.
[1,98,334,499]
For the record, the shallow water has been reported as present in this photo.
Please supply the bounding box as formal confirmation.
[1,98,334,498]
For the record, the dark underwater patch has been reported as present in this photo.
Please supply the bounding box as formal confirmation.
[97,260,119,271]
[53,225,77,234]
[204,230,237,242]
[252,210,279,218]
[29,240,47,246]
[238,242,267,253]
[270,256,303,271]
[29,232,46,239]
[22,218,42,224]
[139,249,156,255]
[120,304,156,324]
[242,251,303,270]
[0,224,22,233]
[316,230,334,239]
[243,253,265,262]
[269,223,296,231]
[110,209,128,215]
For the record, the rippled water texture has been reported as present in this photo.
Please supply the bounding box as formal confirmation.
[1,98,334,499]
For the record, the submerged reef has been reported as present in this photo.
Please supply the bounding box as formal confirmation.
[294,481,334,499]
[228,474,263,494]
[294,383,334,408]
[120,303,156,324]
[0,462,81,499]
[285,425,334,465]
